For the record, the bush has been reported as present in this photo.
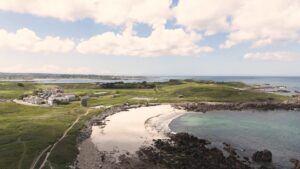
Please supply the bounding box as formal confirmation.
[18,94,28,100]
[17,83,24,87]
[100,81,156,89]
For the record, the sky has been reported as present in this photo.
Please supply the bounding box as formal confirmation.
[0,0,300,76]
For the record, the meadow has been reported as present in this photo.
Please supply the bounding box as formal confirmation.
[0,80,287,169]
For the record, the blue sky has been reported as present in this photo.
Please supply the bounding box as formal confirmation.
[0,0,300,76]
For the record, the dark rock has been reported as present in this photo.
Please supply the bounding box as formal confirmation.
[259,166,273,169]
[252,150,272,162]
[137,132,252,169]
[173,102,300,113]
[290,159,300,169]
[243,157,249,161]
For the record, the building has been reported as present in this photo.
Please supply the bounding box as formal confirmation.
[80,96,88,107]
[37,88,64,99]
[23,96,45,105]
[47,94,76,106]
[64,94,76,101]
[22,88,76,106]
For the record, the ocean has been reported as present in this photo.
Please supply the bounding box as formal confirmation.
[169,110,300,168]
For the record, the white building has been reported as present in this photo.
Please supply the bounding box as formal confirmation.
[47,94,76,106]
[23,96,45,105]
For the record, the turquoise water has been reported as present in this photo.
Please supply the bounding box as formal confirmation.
[169,110,300,168]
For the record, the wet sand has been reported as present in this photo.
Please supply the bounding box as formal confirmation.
[90,104,185,154]
[76,104,187,169]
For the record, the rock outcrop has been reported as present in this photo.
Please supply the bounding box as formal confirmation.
[252,150,272,162]
[290,159,300,169]
[173,102,300,113]
[136,133,252,169]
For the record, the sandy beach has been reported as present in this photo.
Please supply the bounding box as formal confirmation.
[76,104,187,169]
[91,105,185,153]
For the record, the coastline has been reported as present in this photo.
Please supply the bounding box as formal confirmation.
[76,102,300,169]
[173,101,300,112]
[76,104,190,169]
[76,104,163,168]
[76,104,253,169]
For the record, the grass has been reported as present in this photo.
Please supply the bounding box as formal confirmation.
[0,80,288,169]
[0,102,87,169]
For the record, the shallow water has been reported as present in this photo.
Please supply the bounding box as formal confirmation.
[169,110,300,168]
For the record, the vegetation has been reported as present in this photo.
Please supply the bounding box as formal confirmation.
[99,81,156,89]
[0,102,88,169]
[0,80,288,169]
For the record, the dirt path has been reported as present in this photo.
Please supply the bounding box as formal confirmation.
[17,138,27,169]
[29,145,51,169]
[13,99,49,107]
[30,109,91,169]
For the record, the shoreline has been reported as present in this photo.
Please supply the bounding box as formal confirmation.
[75,103,300,169]
[76,104,190,169]
[173,101,300,112]
[76,103,163,168]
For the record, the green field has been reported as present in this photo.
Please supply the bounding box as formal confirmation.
[0,80,288,169]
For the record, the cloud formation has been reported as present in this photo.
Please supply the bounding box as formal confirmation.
[220,0,300,48]
[1,0,300,57]
[0,0,171,27]
[0,28,75,53]
[244,52,299,61]
[174,0,240,35]
[173,0,300,48]
[77,26,213,57]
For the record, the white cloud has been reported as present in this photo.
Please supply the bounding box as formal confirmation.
[244,52,299,61]
[77,26,213,57]
[0,28,75,53]
[0,26,213,57]
[1,0,300,55]
[174,0,241,35]
[0,0,172,27]
[220,0,300,48]
[173,0,300,48]
[0,64,92,74]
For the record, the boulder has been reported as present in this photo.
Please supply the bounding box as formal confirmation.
[290,159,300,169]
[252,150,272,162]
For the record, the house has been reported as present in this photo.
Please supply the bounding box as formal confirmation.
[47,94,76,106]
[64,94,76,101]
[23,96,45,105]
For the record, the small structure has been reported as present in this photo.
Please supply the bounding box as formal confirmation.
[64,94,76,101]
[23,96,44,105]
[80,96,88,107]
[47,93,76,106]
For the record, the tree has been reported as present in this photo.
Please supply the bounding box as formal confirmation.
[17,83,24,87]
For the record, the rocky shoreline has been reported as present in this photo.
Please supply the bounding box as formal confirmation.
[173,102,300,113]
[76,103,300,169]
[136,133,252,169]
[76,103,161,168]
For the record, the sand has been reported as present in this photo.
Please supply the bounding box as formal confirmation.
[76,104,188,169]
[90,104,186,154]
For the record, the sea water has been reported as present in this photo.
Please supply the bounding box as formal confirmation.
[169,110,300,168]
